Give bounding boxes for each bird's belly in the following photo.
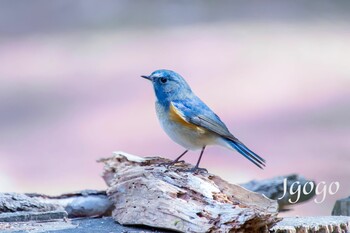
[155,102,218,150]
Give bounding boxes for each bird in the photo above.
[141,69,265,172]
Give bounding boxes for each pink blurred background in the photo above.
[0,1,349,216]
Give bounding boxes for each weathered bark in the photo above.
[0,175,314,221]
[28,190,113,218]
[99,152,280,233]
[332,196,350,216]
[0,190,112,219]
[1,216,349,233]
[271,216,350,233]
[0,151,348,232]
[0,192,60,213]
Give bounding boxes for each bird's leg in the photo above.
[171,149,188,164]
[182,146,208,173]
[159,150,188,168]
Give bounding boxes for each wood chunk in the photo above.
[99,151,280,233]
[28,190,113,218]
[0,190,112,219]
[0,211,67,222]
[271,216,350,233]
[0,192,59,213]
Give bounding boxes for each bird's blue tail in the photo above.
[225,139,266,169]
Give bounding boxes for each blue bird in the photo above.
[141,69,265,172]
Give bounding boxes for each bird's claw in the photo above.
[158,160,185,168]
[179,167,208,174]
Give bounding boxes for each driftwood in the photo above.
[0,192,59,213]
[0,151,348,232]
[0,174,314,222]
[0,190,112,220]
[332,196,350,216]
[99,152,280,233]
[1,216,349,233]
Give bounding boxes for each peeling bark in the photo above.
[99,152,280,233]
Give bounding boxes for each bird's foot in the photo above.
[158,160,185,168]
[179,166,208,174]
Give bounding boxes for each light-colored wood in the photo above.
[99,151,280,233]
[271,216,350,233]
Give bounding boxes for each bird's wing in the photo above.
[170,100,239,142]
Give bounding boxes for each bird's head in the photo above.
[141,69,192,102]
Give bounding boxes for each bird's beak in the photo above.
[141,75,152,81]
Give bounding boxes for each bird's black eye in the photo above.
[160,77,167,84]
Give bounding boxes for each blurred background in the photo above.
[0,0,349,216]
